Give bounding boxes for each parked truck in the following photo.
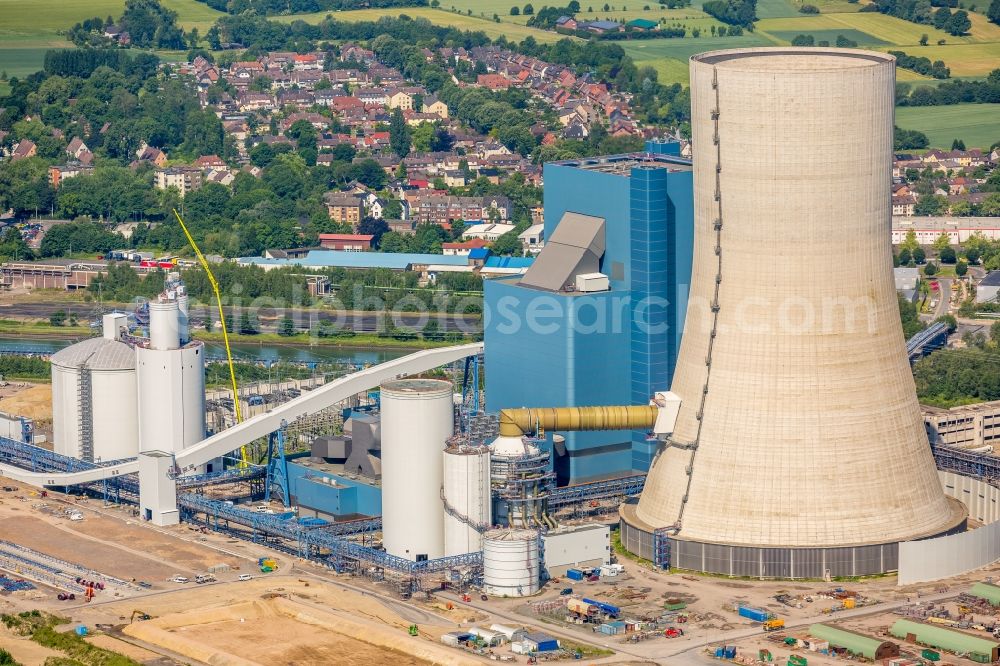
[763,618,785,632]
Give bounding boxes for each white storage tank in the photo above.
[483,528,540,597]
[443,444,491,556]
[380,378,454,561]
[51,314,138,462]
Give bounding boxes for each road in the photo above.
[0,300,481,334]
[932,277,952,319]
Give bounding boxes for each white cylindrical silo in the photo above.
[137,342,205,456]
[380,378,454,562]
[51,335,138,462]
[483,528,540,597]
[148,301,180,351]
[443,444,491,556]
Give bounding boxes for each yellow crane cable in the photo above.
[172,209,249,467]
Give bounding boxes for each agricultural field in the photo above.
[766,28,887,44]
[0,0,222,93]
[275,7,571,43]
[621,32,773,82]
[895,103,1000,149]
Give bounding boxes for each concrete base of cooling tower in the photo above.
[618,499,967,579]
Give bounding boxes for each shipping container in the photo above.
[566,569,584,581]
[921,649,940,661]
[738,605,772,623]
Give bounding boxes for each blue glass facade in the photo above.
[484,141,694,485]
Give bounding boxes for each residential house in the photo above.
[10,139,36,161]
[324,192,365,226]
[442,238,489,256]
[410,195,511,225]
[155,167,204,197]
[193,155,227,169]
[135,144,167,167]
[555,16,578,30]
[424,95,449,119]
[477,74,512,90]
[66,137,89,161]
[49,163,94,189]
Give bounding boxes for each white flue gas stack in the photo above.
[137,278,205,462]
[380,378,454,561]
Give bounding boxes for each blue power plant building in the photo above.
[484,140,694,485]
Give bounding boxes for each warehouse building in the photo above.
[809,624,899,660]
[968,582,1000,606]
[890,619,1000,661]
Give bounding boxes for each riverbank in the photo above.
[193,330,466,351]
[0,318,472,352]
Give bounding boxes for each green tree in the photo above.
[939,246,957,263]
[277,316,295,336]
[237,310,259,335]
[510,5,520,13]
[924,261,938,276]
[989,0,1000,24]
[914,246,927,264]
[388,107,411,158]
[951,138,966,150]
[490,229,523,256]
[49,310,67,327]
[936,313,958,332]
[899,247,913,265]
[524,2,535,13]
[919,33,928,45]
[932,232,951,253]
[945,9,971,35]
[956,260,969,277]
[992,320,1000,342]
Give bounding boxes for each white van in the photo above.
[170,576,189,584]
[238,574,253,581]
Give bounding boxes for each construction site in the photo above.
[6,47,1000,666]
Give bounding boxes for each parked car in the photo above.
[238,574,253,581]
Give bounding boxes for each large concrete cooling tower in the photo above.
[619,48,966,578]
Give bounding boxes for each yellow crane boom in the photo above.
[172,209,248,466]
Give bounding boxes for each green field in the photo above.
[0,0,223,87]
[276,7,570,42]
[766,28,887,44]
[895,104,1000,149]
[622,32,773,82]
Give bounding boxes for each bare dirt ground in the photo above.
[0,513,187,582]
[0,623,61,666]
[60,510,243,574]
[0,383,51,422]
[107,579,479,666]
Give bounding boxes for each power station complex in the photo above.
[0,48,995,591]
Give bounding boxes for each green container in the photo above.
[921,649,940,661]
[970,653,990,664]
[787,655,807,666]
[664,602,687,611]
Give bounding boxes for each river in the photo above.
[0,336,407,365]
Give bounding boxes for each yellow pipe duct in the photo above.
[498,405,659,438]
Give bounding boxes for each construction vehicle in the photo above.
[763,618,785,632]
[130,611,152,623]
